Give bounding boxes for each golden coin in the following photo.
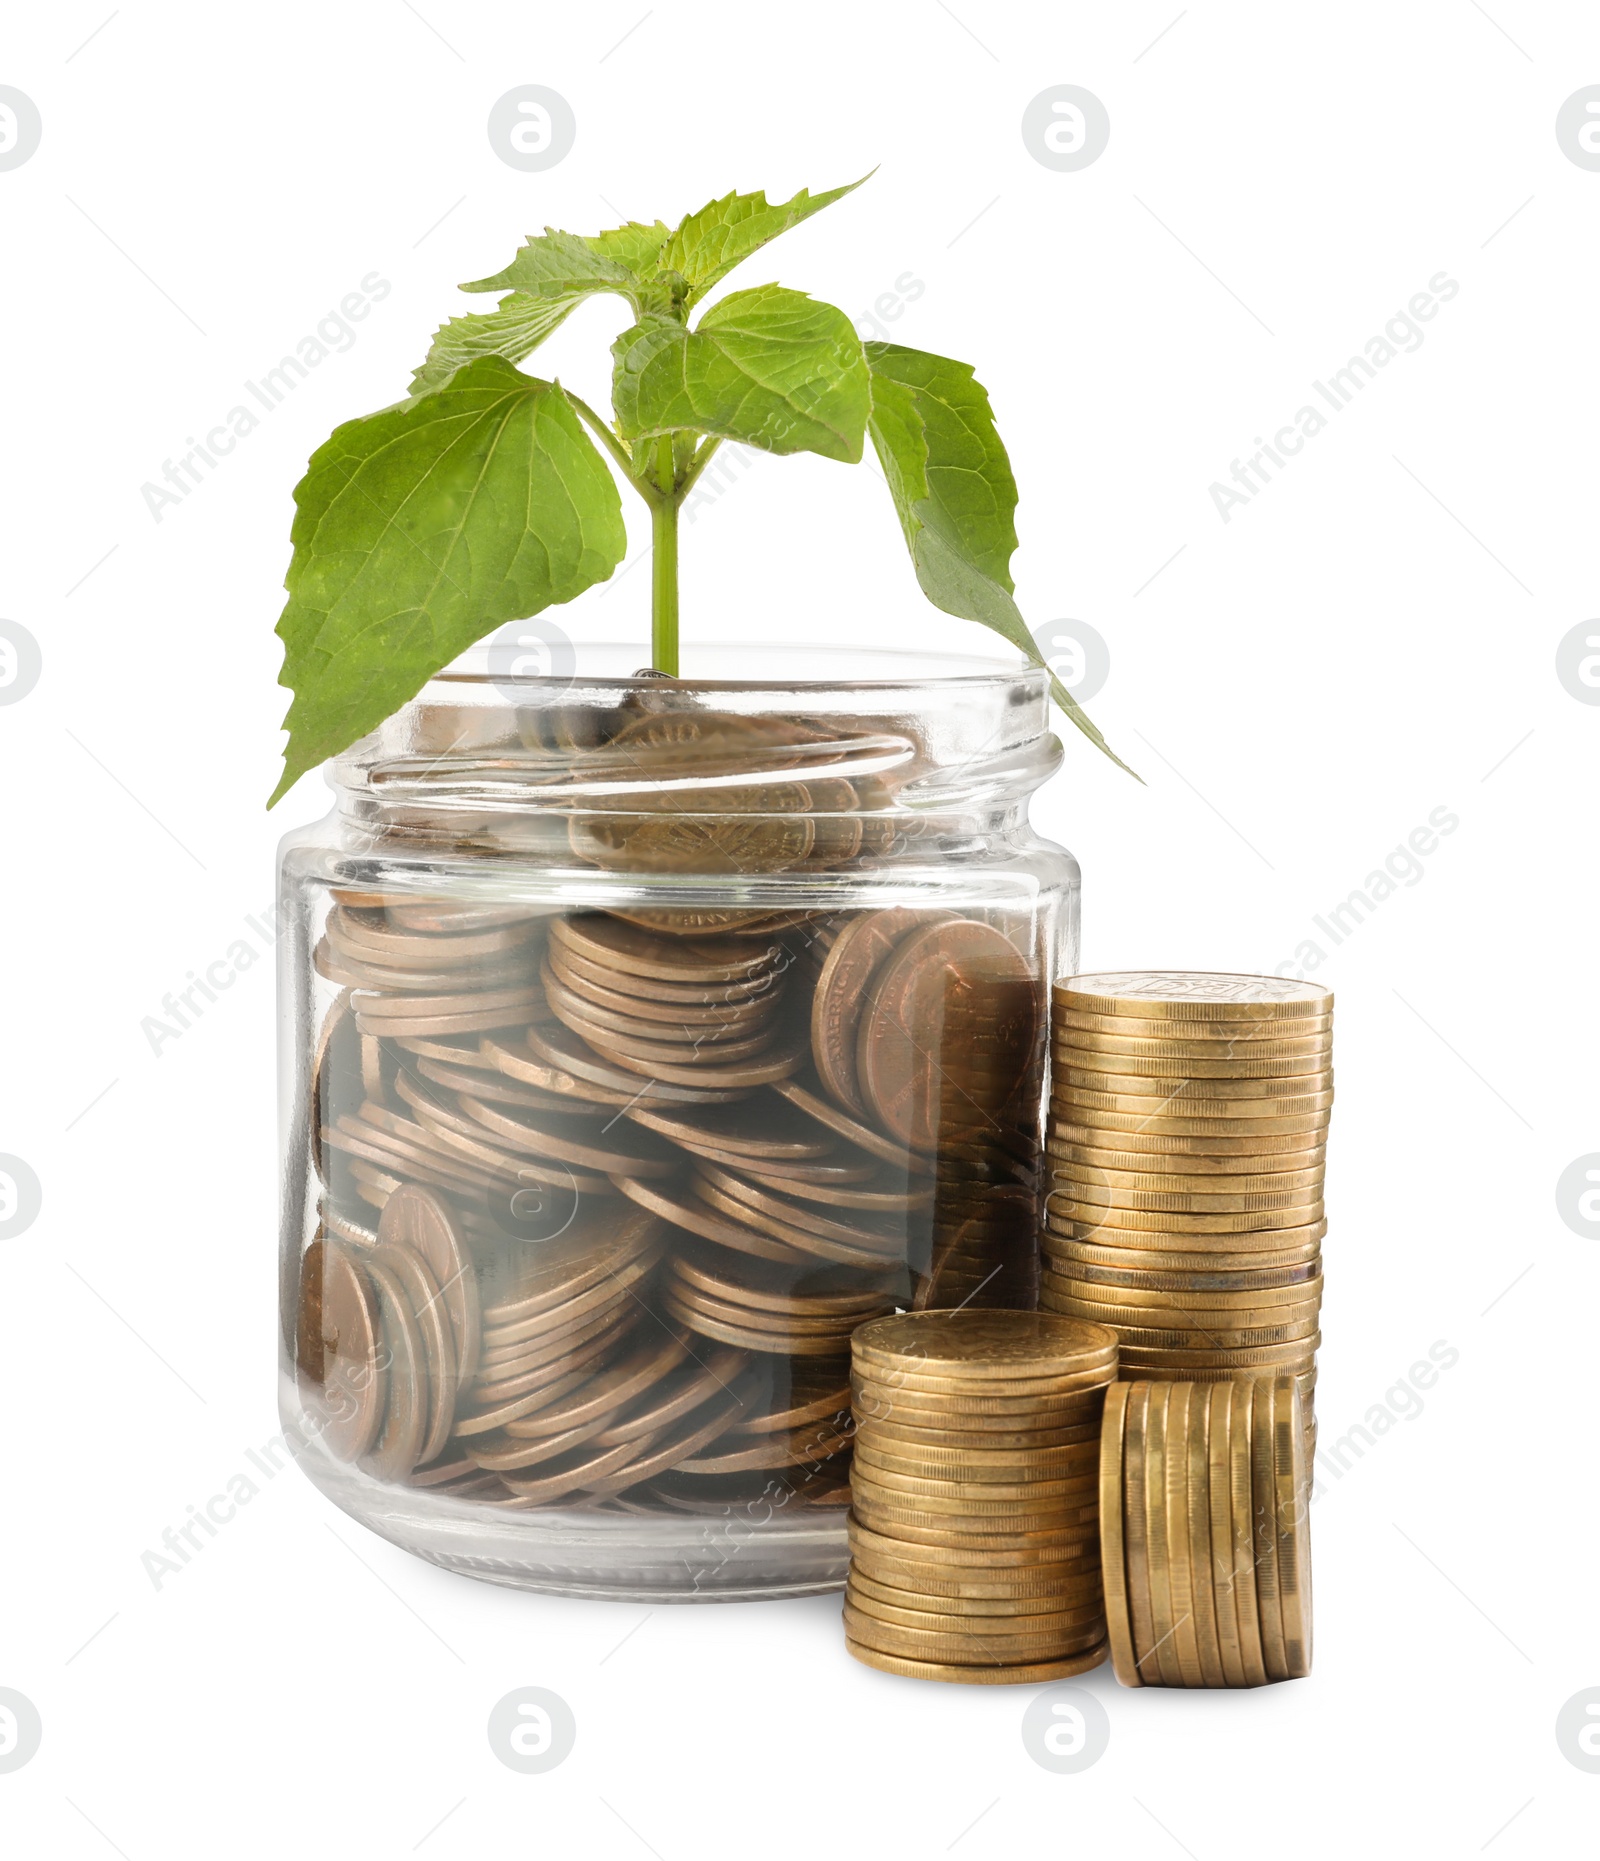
[852,1309,1116,1380]
[846,1585,1104,1641]
[1228,1380,1269,1687]
[1057,1016,1334,1055]
[1044,1254,1322,1293]
[853,1438,1099,1481]
[843,1639,1107,1684]
[1051,1105,1332,1140]
[1048,1210,1327,1248]
[1050,1153,1325,1195]
[1051,1022,1332,1061]
[1271,1375,1313,1678]
[1048,1201,1326,1239]
[1163,1384,1204,1686]
[1141,1383,1182,1686]
[1042,1275,1323,1315]
[856,920,1040,1152]
[842,1605,1105,1664]
[861,1415,1100,1453]
[1098,1381,1140,1687]
[1249,1375,1288,1681]
[1205,1383,1246,1687]
[1044,1302,1320,1347]
[1183,1382,1225,1687]
[1120,1382,1156,1682]
[852,1365,1114,1405]
[1050,1120,1328,1159]
[850,1464,1098,1508]
[1054,1179,1324,1217]
[1054,1044,1332,1084]
[848,1501,1097,1550]
[848,1568,1101,1619]
[848,1546,1101,1604]
[1055,972,1333,1020]
[847,1519,1102,1571]
[1117,1336,1320,1371]
[1047,1139,1326,1181]
[1058,1080,1335,1119]
[1045,1229,1324,1270]
[811,908,936,1117]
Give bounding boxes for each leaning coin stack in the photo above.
[1099,1376,1311,1686]
[843,1311,1118,1684]
[296,710,1050,1516]
[1041,971,1331,1460]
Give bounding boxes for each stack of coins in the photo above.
[843,1311,1117,1683]
[298,757,1047,1515]
[1041,971,1330,1457]
[1099,1376,1311,1687]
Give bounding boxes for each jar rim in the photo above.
[431,639,1041,693]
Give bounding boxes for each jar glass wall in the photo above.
[277,645,1080,1599]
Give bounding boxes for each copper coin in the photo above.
[357,1255,427,1481]
[311,992,362,1183]
[413,1056,586,1116]
[666,1278,875,1338]
[810,908,932,1116]
[550,994,782,1067]
[397,1085,616,1196]
[772,1075,930,1174]
[857,920,1039,1152]
[480,1245,659,1353]
[479,1206,662,1327]
[689,1174,903,1271]
[454,1091,681,1179]
[525,1021,750,1104]
[677,1415,854,1474]
[543,957,779,1034]
[384,900,544,934]
[669,1249,890,1317]
[575,1381,760,1498]
[551,913,782,984]
[730,1367,854,1435]
[546,937,781,1005]
[368,1240,458,1467]
[451,1325,632,1435]
[297,1239,328,1385]
[694,1163,906,1256]
[588,1023,808,1090]
[623,1093,835,1162]
[591,1342,751,1448]
[353,983,545,1020]
[500,1328,693,1440]
[376,1185,481,1382]
[482,1031,639,1106]
[613,1175,811,1267]
[331,904,541,965]
[657,1135,877,1187]
[663,1288,865,1356]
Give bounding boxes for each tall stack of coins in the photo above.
[294,706,1049,1517]
[1099,1376,1311,1686]
[1040,972,1330,1458]
[843,1311,1117,1683]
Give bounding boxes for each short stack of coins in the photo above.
[1041,971,1330,1460]
[843,1311,1118,1684]
[295,705,1050,1516]
[1099,1376,1311,1686]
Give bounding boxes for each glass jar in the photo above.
[277,644,1080,1600]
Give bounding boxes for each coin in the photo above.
[1163,1384,1204,1686]
[1098,1382,1139,1687]
[358,1254,427,1481]
[843,1640,1107,1684]
[1183,1382,1225,1687]
[1141,1383,1181,1686]
[1270,1375,1313,1677]
[551,913,782,983]
[1052,1121,1327,1159]
[1058,1081,1335,1118]
[1227,1379,1269,1687]
[368,1239,458,1466]
[848,1568,1100,1619]
[846,1517,1096,1570]
[811,908,934,1116]
[374,1186,480,1384]
[772,1075,928,1173]
[857,921,1039,1152]
[1056,972,1333,1020]
[1205,1383,1245,1688]
[853,1310,1116,1380]
[312,1242,386,1460]
[841,1606,1104,1664]
[1053,1022,1333,1060]
[1055,1179,1324,1215]
[1048,1139,1326,1179]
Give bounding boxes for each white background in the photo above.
[1,1,1595,1853]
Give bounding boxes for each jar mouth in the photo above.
[432,639,1040,693]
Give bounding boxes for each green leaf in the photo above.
[585,218,671,276]
[410,292,583,394]
[612,285,869,462]
[270,357,626,804]
[460,227,642,300]
[659,176,870,306]
[863,342,1137,777]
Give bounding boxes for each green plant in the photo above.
[270,176,1130,804]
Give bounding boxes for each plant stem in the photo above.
[651,434,680,674]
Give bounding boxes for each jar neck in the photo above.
[328,658,1062,854]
